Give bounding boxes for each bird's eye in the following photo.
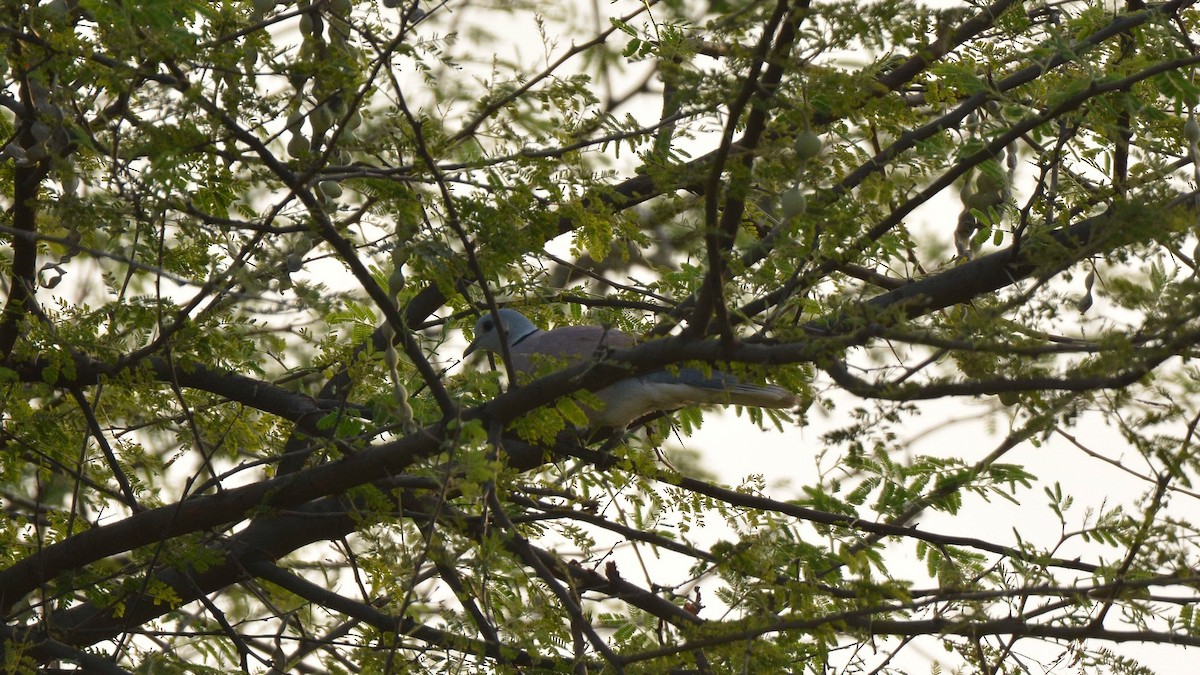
[481,319,493,332]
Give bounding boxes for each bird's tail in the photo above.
[644,369,797,408]
[720,382,797,408]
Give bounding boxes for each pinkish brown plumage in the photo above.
[465,309,795,427]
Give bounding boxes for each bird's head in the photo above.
[464,308,539,357]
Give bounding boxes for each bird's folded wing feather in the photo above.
[511,325,636,375]
[506,323,794,425]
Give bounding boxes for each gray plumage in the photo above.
[464,308,796,427]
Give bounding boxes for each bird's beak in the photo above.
[463,338,482,358]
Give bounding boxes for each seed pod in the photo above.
[780,188,807,218]
[42,0,68,17]
[30,121,51,144]
[286,253,304,273]
[287,131,308,157]
[974,164,1006,194]
[319,180,342,198]
[1,143,27,163]
[964,188,1003,211]
[959,186,977,209]
[793,129,823,161]
[391,243,410,266]
[1184,117,1200,145]
[253,0,275,13]
[311,104,333,129]
[388,266,406,296]
[61,168,79,196]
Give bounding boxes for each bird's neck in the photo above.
[509,328,540,347]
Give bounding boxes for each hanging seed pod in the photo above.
[959,186,977,209]
[388,265,406,297]
[253,0,274,13]
[299,12,315,36]
[1076,293,1093,313]
[60,166,79,196]
[286,253,304,273]
[974,163,1006,194]
[30,121,51,144]
[319,180,342,198]
[1077,268,1095,313]
[1184,116,1200,145]
[287,131,308,157]
[311,103,333,129]
[1,142,27,163]
[780,188,807,218]
[391,242,410,266]
[26,142,47,161]
[793,128,823,161]
[964,187,1003,211]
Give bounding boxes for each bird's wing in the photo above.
[511,325,636,375]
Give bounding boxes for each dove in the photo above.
[465,309,795,427]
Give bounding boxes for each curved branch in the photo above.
[248,560,574,671]
[4,197,1183,613]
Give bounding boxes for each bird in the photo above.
[464,308,796,428]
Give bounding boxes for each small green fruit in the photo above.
[963,187,1003,211]
[1184,117,1200,145]
[793,129,823,160]
[311,104,333,129]
[780,188,807,218]
[388,266,406,296]
[287,131,308,157]
[319,180,342,198]
[974,165,1006,194]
